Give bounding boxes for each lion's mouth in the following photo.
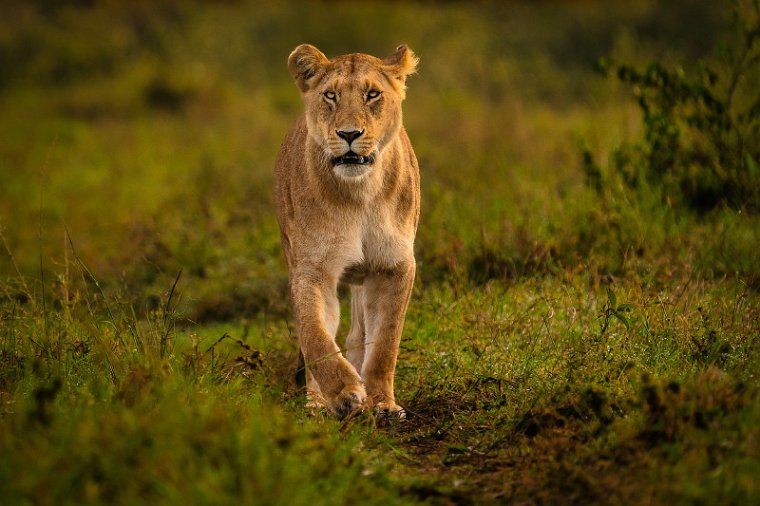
[331,151,375,166]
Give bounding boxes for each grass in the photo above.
[1,0,759,504]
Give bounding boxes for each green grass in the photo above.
[1,0,759,504]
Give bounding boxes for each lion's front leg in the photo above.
[360,259,415,416]
[291,272,366,419]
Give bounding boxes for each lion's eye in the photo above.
[323,91,337,101]
[366,90,381,101]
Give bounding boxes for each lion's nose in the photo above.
[336,129,364,145]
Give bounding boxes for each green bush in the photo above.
[585,0,760,212]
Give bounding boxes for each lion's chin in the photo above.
[333,163,372,179]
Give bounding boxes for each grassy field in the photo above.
[1,0,759,504]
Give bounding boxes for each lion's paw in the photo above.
[373,401,406,425]
[329,383,367,420]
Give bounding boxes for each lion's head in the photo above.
[288,44,418,178]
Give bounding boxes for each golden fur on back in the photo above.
[274,44,420,418]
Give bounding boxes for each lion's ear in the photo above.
[383,44,419,84]
[288,44,329,93]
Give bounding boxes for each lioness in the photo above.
[274,44,420,419]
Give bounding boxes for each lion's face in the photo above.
[288,44,418,179]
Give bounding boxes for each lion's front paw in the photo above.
[328,383,367,420]
[374,401,406,424]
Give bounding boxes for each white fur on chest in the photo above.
[300,210,410,285]
[339,208,411,286]
[360,208,412,269]
[294,191,412,281]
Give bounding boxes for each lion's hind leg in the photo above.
[345,286,366,374]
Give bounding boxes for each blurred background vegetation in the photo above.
[1,0,756,322]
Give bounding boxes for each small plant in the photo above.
[585,0,760,212]
[599,288,634,340]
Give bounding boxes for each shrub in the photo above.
[584,0,760,213]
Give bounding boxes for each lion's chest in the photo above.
[335,208,412,284]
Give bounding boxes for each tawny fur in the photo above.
[274,44,420,418]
